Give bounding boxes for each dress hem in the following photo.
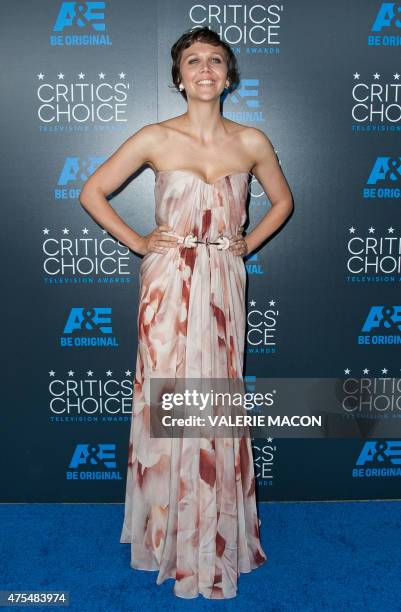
[120,537,267,599]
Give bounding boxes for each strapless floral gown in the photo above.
[120,169,267,599]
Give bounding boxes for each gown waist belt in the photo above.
[163,232,232,250]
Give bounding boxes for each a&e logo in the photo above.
[66,443,122,480]
[353,440,401,478]
[61,306,119,347]
[359,305,401,345]
[224,78,265,123]
[51,2,112,46]
[369,3,401,46]
[245,252,264,275]
[363,156,401,199]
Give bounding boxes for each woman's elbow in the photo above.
[79,181,100,208]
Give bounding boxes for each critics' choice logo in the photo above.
[369,3,401,46]
[243,377,275,486]
[253,438,275,484]
[48,368,134,421]
[36,72,130,130]
[61,306,118,347]
[189,3,283,48]
[223,78,265,123]
[245,150,284,202]
[42,227,131,282]
[51,1,112,46]
[351,72,401,130]
[248,171,276,202]
[359,305,401,345]
[353,440,401,478]
[342,373,401,418]
[56,156,106,199]
[346,226,401,283]
[246,299,278,354]
[363,156,401,199]
[67,443,122,480]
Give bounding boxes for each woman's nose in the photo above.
[200,61,212,71]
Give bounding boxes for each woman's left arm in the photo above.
[242,128,293,255]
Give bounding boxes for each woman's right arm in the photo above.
[79,124,170,256]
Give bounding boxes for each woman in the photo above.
[80,26,293,599]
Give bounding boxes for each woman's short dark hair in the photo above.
[171,27,240,100]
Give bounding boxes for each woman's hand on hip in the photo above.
[229,226,249,258]
[138,225,178,256]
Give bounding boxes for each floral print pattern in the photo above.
[120,170,267,598]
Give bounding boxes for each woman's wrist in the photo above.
[130,234,146,256]
[244,236,255,257]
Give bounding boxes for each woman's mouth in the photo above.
[196,79,216,87]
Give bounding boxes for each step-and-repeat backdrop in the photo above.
[3,1,400,502]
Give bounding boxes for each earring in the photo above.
[179,83,184,91]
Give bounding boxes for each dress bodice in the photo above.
[152,170,249,241]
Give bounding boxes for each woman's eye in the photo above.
[188,58,221,64]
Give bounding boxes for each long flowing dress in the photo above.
[120,169,267,599]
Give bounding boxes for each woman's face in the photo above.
[179,41,228,99]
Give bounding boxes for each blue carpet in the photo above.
[0,501,400,611]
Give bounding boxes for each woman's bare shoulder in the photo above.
[135,119,188,147]
[129,122,169,141]
[121,123,173,160]
[222,118,272,147]
[225,120,271,142]
[125,122,180,172]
